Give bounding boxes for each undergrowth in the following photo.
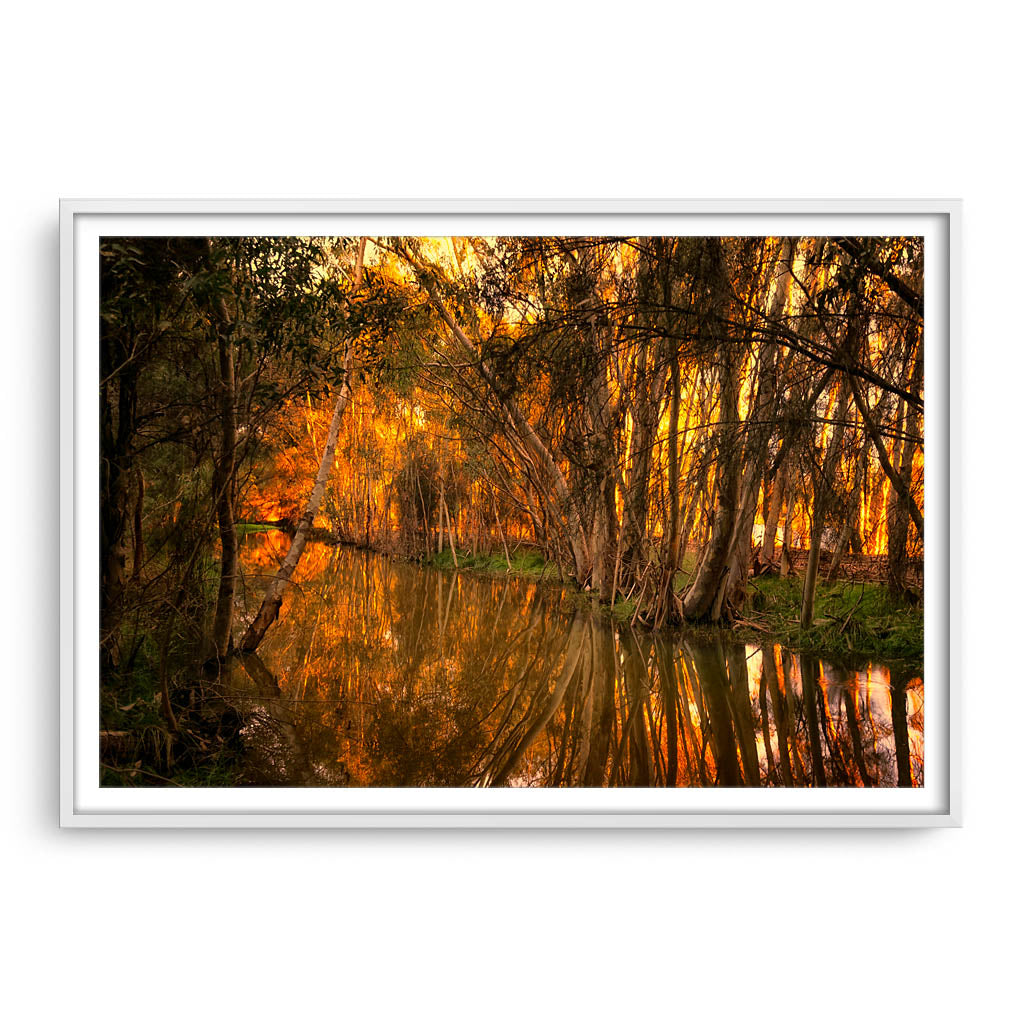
[737,573,923,667]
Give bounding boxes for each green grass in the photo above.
[736,573,923,667]
[673,552,698,591]
[424,548,562,580]
[236,522,281,535]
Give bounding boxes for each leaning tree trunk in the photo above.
[848,369,923,537]
[400,246,593,584]
[239,238,367,653]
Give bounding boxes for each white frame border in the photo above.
[59,199,961,828]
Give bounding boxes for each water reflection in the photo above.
[230,538,924,788]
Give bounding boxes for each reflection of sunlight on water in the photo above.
[232,540,925,789]
[744,646,763,697]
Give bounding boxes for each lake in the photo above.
[230,536,923,787]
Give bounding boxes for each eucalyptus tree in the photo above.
[191,236,360,658]
[240,238,367,652]
[308,232,926,636]
[100,235,362,683]
[392,237,597,586]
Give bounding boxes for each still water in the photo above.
[231,537,923,787]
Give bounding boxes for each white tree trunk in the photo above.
[239,238,367,652]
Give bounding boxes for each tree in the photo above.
[239,238,368,652]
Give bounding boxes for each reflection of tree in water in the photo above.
[230,540,923,788]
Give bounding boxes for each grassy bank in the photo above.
[236,521,283,535]
[736,574,923,667]
[424,548,564,580]
[426,547,923,667]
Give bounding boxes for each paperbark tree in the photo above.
[800,372,852,628]
[886,324,923,596]
[397,244,594,585]
[682,241,745,621]
[239,237,367,652]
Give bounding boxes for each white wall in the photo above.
[4,3,1019,1020]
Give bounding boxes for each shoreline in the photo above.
[238,525,924,671]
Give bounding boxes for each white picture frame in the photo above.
[60,198,960,828]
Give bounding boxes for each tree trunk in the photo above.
[580,286,621,602]
[99,334,137,668]
[664,337,682,583]
[800,373,851,629]
[800,527,823,628]
[848,369,923,536]
[795,277,859,628]
[620,377,662,576]
[436,473,445,555]
[681,266,743,618]
[648,244,683,622]
[399,246,593,584]
[130,469,145,582]
[489,482,512,571]
[759,461,786,565]
[239,238,367,653]
[210,277,238,660]
[442,487,459,568]
[719,240,792,606]
[682,240,751,621]
[887,326,923,595]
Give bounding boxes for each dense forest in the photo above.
[100,234,924,785]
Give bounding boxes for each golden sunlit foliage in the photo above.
[242,235,923,611]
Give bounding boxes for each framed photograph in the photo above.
[60,199,959,827]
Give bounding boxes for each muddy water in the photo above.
[230,536,923,787]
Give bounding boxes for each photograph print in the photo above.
[98,232,925,789]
